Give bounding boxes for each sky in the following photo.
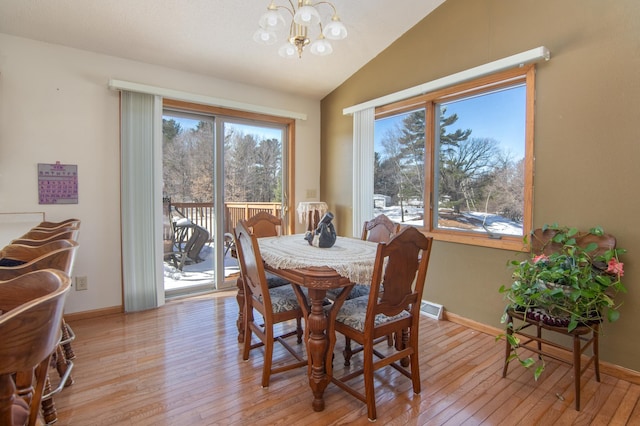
[164,114,282,142]
[374,83,526,160]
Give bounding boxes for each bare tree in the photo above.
[190,121,214,202]
[225,131,258,202]
[439,137,500,212]
[253,138,282,202]
[483,156,524,221]
[163,118,194,202]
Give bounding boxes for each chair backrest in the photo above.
[361,214,401,243]
[183,225,209,263]
[1,239,75,263]
[367,226,433,325]
[11,229,79,247]
[0,269,71,426]
[530,228,616,258]
[234,221,270,313]
[0,240,79,280]
[16,226,79,241]
[241,211,284,238]
[32,218,81,231]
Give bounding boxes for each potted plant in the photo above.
[498,223,626,377]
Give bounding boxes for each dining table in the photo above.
[257,234,379,412]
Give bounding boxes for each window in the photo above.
[373,66,535,250]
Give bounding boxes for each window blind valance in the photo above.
[108,79,307,121]
[343,46,550,115]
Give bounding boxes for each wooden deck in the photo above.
[52,290,640,425]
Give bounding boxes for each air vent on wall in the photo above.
[420,300,444,320]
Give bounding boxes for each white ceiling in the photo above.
[0,0,445,100]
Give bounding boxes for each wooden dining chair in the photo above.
[0,269,71,426]
[234,220,307,388]
[235,212,290,343]
[362,213,401,243]
[241,211,284,237]
[329,226,433,421]
[327,214,401,302]
[238,212,289,288]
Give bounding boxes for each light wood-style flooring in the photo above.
[52,290,640,425]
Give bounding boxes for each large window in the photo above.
[373,66,535,250]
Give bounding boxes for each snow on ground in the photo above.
[374,206,522,236]
[164,243,239,291]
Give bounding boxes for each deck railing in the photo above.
[170,202,283,241]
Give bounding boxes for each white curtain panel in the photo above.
[352,107,375,237]
[120,91,164,312]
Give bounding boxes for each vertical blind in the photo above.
[120,91,164,312]
[351,107,375,237]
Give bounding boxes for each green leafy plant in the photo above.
[497,223,627,379]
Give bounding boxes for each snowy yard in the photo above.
[375,205,522,236]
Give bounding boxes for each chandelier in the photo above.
[253,0,348,59]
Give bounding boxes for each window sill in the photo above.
[424,229,529,252]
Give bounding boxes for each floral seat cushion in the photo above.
[334,295,409,332]
[265,273,290,289]
[255,285,301,314]
[326,284,370,301]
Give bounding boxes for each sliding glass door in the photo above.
[161,108,289,298]
[162,111,216,297]
[222,117,289,232]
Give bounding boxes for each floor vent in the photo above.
[420,300,444,320]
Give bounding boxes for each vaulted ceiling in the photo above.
[0,0,445,99]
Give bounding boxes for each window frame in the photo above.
[374,65,535,251]
[163,98,296,233]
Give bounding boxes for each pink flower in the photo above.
[532,254,549,264]
[606,258,624,276]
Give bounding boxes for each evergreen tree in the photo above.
[397,110,426,202]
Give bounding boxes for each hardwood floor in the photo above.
[52,290,640,425]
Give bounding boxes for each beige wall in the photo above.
[321,0,640,371]
[0,33,322,314]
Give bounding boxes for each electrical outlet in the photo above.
[75,276,88,291]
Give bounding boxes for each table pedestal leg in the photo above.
[306,288,330,411]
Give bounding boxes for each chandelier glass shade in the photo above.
[254,0,347,59]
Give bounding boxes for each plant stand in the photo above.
[502,308,600,411]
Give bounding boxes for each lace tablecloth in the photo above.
[258,234,378,284]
